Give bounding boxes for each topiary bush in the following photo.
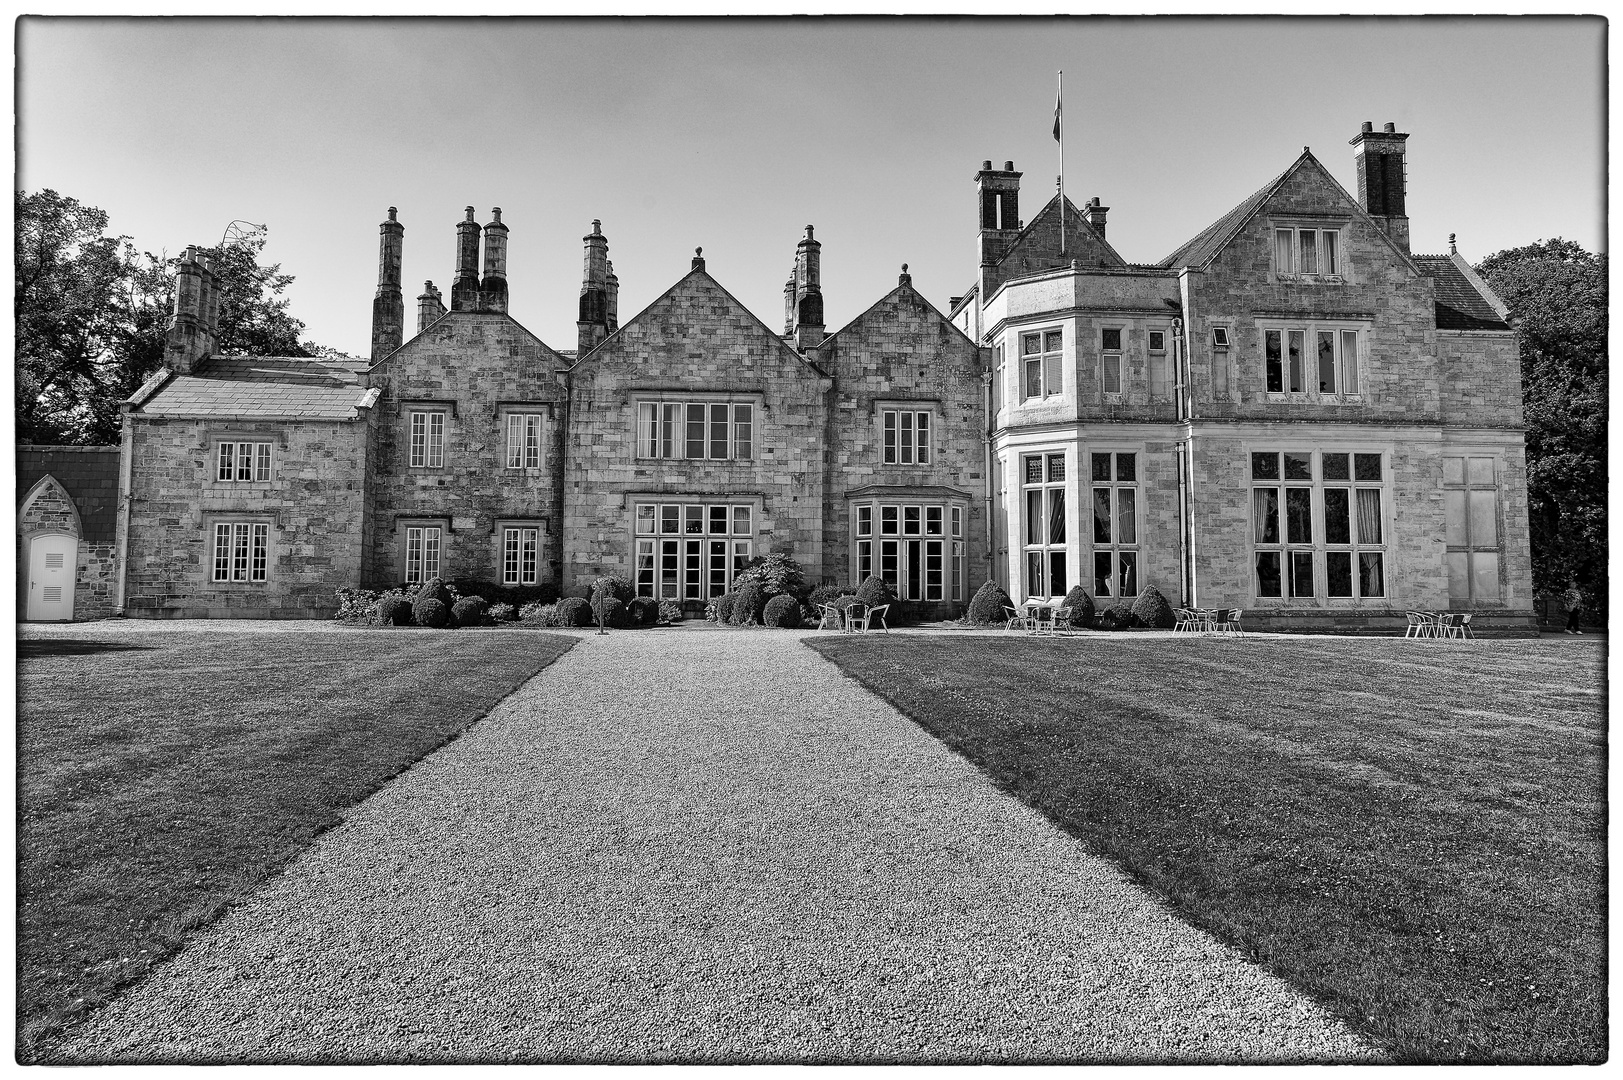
[628,595,660,627]
[966,579,1014,625]
[730,581,766,626]
[413,596,450,629]
[593,596,626,629]
[658,599,684,624]
[1099,602,1139,631]
[712,592,736,624]
[762,593,802,628]
[555,596,592,627]
[1061,586,1096,628]
[378,594,414,626]
[854,575,896,610]
[451,596,489,628]
[1130,584,1175,629]
[488,601,517,623]
[416,577,453,610]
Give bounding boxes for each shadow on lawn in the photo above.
[18,639,159,659]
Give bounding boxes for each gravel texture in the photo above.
[51,627,1379,1063]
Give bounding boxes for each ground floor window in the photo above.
[405,526,442,584]
[1022,452,1067,600]
[1090,451,1139,599]
[501,526,541,585]
[853,498,962,601]
[1252,449,1385,600]
[633,501,755,600]
[1443,455,1500,602]
[211,521,269,582]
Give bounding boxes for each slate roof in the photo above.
[17,445,121,544]
[139,355,373,419]
[1412,255,1512,330]
[1158,161,1298,268]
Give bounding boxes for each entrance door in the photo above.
[27,534,76,621]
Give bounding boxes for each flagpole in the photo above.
[1057,70,1065,257]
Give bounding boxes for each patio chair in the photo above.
[864,603,891,633]
[1404,611,1433,639]
[1458,613,1474,639]
[817,602,846,631]
[1217,608,1244,635]
[844,602,870,633]
[1026,603,1055,635]
[1438,613,1473,640]
[1173,608,1196,632]
[1003,605,1035,632]
[1051,605,1077,636]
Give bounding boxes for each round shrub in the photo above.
[593,596,626,629]
[413,596,450,629]
[713,592,737,623]
[854,575,895,609]
[730,581,766,626]
[488,601,517,623]
[1129,584,1175,629]
[378,595,413,626]
[416,577,453,610]
[1100,602,1139,631]
[628,595,660,626]
[966,579,1014,625]
[763,593,802,628]
[451,596,489,627]
[555,596,593,627]
[658,598,684,623]
[1061,586,1096,628]
[808,583,855,609]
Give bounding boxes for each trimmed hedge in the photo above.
[1099,603,1139,630]
[1130,584,1176,629]
[762,593,801,628]
[854,575,895,609]
[730,581,766,626]
[555,597,592,627]
[966,580,1014,625]
[378,595,413,626]
[450,596,490,628]
[594,597,626,629]
[713,592,737,623]
[628,595,660,627]
[416,578,453,610]
[413,597,450,629]
[1061,586,1095,628]
[449,578,559,610]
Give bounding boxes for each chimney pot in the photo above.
[492,207,502,223]
[1362,121,1373,133]
[1004,160,1014,171]
[1449,232,1457,254]
[1384,122,1396,133]
[388,206,397,220]
[592,219,601,235]
[982,159,993,171]
[465,206,475,220]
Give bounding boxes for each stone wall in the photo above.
[123,416,370,618]
[18,448,122,621]
[367,311,570,589]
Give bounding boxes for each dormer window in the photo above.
[1274,225,1343,279]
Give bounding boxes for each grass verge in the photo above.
[17,627,575,1060]
[806,634,1605,1063]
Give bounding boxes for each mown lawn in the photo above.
[17,627,575,1060]
[807,633,1605,1064]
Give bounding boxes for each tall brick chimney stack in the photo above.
[976,159,1022,304]
[451,207,482,311]
[480,208,508,314]
[371,207,406,361]
[606,260,619,332]
[577,220,611,356]
[163,246,208,375]
[783,274,796,335]
[793,225,824,351]
[1351,120,1410,254]
[197,251,220,357]
[1082,196,1109,240]
[417,281,445,333]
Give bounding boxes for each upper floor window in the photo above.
[1147,330,1166,353]
[212,521,270,582]
[1263,326,1362,396]
[1274,225,1343,279]
[505,413,544,469]
[217,441,271,482]
[636,401,754,461]
[992,343,1005,416]
[1101,328,1123,395]
[882,409,932,465]
[409,410,446,468]
[1020,329,1063,401]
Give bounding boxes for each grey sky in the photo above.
[17,16,1606,357]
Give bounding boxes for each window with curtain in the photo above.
[635,400,755,460]
[849,499,954,602]
[1263,325,1363,398]
[1091,451,1139,598]
[1019,329,1064,401]
[1272,225,1343,279]
[1253,450,1386,600]
[633,500,755,600]
[1021,452,1067,599]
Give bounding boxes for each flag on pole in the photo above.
[1053,81,1062,142]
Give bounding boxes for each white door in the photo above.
[27,534,76,621]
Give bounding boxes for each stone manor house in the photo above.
[25,121,1534,631]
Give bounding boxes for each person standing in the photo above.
[1565,586,1585,634]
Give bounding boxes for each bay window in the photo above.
[1022,452,1067,599]
[851,498,961,602]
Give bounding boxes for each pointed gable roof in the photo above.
[368,308,568,373]
[823,272,980,350]
[572,266,827,377]
[996,192,1126,275]
[1158,158,1301,269]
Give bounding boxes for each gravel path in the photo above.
[53,628,1378,1063]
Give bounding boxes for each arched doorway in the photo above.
[27,533,77,621]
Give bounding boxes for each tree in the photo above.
[1476,239,1607,617]
[15,189,326,445]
